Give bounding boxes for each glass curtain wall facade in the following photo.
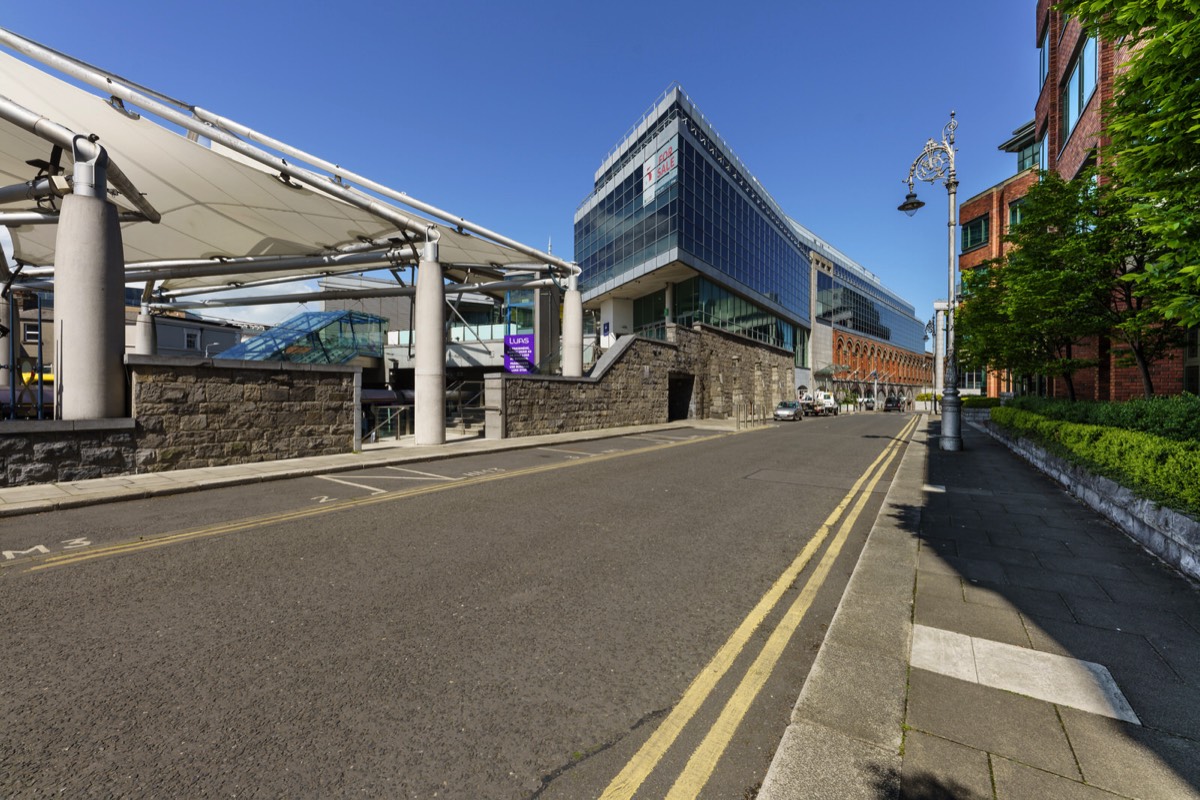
[575,85,923,368]
[814,266,925,353]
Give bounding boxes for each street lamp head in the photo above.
[898,191,925,217]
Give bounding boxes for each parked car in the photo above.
[799,390,838,416]
[883,396,903,412]
[858,396,876,411]
[774,399,802,422]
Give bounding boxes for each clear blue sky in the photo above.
[2,2,1037,344]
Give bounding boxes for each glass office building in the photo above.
[574,84,925,369]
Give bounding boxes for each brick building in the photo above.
[1035,1,1194,400]
[958,3,1196,400]
[957,123,1040,398]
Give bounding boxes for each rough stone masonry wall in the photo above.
[0,419,138,487]
[0,358,358,487]
[129,356,357,472]
[496,324,793,437]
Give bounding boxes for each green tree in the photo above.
[957,172,1108,400]
[1055,0,1200,326]
[958,169,1181,398]
[1073,171,1184,395]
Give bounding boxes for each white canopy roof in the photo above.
[0,49,551,293]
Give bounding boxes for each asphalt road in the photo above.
[0,413,914,798]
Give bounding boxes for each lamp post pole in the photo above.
[899,112,962,451]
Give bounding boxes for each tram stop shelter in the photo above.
[0,27,582,445]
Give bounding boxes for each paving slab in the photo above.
[1148,635,1200,687]
[913,591,1031,648]
[906,667,1081,778]
[1023,614,1184,692]
[1060,706,1200,800]
[911,625,1137,723]
[1061,595,1199,640]
[1034,553,1140,582]
[791,640,908,750]
[954,541,1044,568]
[991,756,1129,800]
[900,731,992,800]
[915,571,964,601]
[986,530,1077,554]
[1000,564,1111,599]
[962,579,1077,623]
[759,721,899,800]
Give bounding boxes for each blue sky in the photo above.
[2,2,1037,344]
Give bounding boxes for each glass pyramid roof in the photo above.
[217,310,386,364]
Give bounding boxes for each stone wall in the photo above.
[488,323,793,438]
[0,357,358,487]
[0,419,137,487]
[128,356,357,472]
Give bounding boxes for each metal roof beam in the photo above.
[0,92,161,223]
[160,276,556,310]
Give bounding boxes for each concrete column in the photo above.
[562,273,583,378]
[55,192,125,419]
[414,240,445,445]
[599,297,632,348]
[135,306,157,355]
[664,281,674,324]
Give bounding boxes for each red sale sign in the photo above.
[642,135,679,206]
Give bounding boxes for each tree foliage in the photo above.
[957,169,1180,398]
[1055,0,1200,326]
[958,172,1106,399]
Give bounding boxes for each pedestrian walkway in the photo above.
[761,417,1200,799]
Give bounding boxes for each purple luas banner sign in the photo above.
[504,334,536,374]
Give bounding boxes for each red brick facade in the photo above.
[959,169,1039,273]
[830,331,930,402]
[958,2,1188,400]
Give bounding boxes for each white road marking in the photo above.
[316,475,387,495]
[911,624,1140,723]
[538,447,594,457]
[386,466,454,480]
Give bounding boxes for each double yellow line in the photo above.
[17,432,731,574]
[602,414,918,799]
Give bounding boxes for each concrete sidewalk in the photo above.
[761,417,1200,799]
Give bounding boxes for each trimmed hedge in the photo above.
[1005,394,1200,443]
[961,396,1002,409]
[991,406,1200,516]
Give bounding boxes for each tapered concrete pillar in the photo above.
[562,273,583,378]
[414,239,445,445]
[135,306,157,355]
[55,192,125,419]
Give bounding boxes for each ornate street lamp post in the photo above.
[899,112,962,451]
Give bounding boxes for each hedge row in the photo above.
[990,406,1200,516]
[961,396,1003,409]
[1005,394,1200,443]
